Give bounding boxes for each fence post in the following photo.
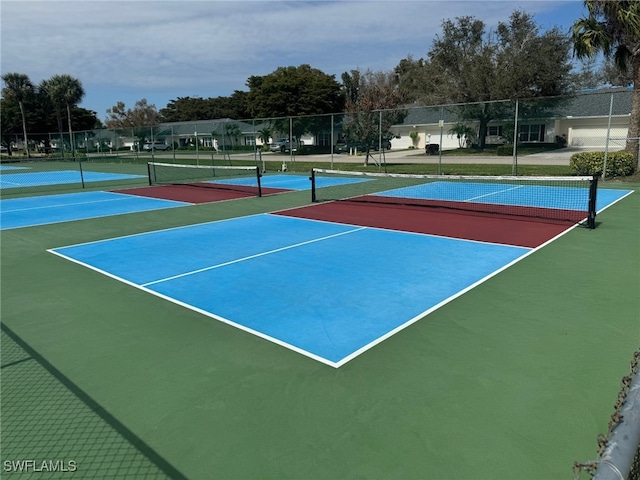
[602,93,614,181]
[512,98,519,176]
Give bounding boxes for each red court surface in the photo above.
[277,201,578,248]
[113,184,289,204]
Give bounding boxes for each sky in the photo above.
[1,0,588,122]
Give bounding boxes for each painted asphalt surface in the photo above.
[50,213,531,367]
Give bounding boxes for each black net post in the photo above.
[255,167,262,197]
[587,175,598,229]
[79,161,85,189]
[310,169,316,202]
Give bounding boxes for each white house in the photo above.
[389,88,633,152]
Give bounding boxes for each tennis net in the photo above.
[311,169,598,228]
[148,162,262,197]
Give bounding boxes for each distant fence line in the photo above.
[1,90,633,160]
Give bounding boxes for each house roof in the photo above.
[395,88,633,127]
[82,88,633,139]
[554,88,632,117]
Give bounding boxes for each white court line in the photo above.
[1,194,137,213]
[141,225,367,287]
[463,184,525,203]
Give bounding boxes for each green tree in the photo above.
[341,69,406,165]
[160,96,213,122]
[602,57,634,87]
[257,126,272,148]
[2,79,98,155]
[1,72,35,157]
[246,64,344,142]
[160,91,251,122]
[105,99,163,150]
[448,122,476,148]
[39,78,65,139]
[224,122,241,148]
[105,98,163,129]
[43,74,85,157]
[572,0,640,170]
[397,11,574,149]
[0,96,22,154]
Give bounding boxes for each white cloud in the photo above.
[1,0,582,115]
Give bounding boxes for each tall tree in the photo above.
[44,74,85,157]
[397,11,574,149]
[105,99,163,149]
[341,69,406,165]
[160,92,251,122]
[246,64,344,142]
[394,56,445,106]
[1,73,34,157]
[572,0,640,170]
[105,98,163,129]
[40,78,65,137]
[2,81,98,155]
[602,57,634,87]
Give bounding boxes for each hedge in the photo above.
[569,151,635,177]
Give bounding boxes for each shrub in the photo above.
[496,144,513,156]
[569,151,635,177]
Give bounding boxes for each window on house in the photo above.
[518,124,545,142]
[319,133,333,147]
[487,125,503,137]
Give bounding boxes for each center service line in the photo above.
[141,226,368,287]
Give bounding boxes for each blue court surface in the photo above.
[49,213,532,367]
[0,191,189,230]
[0,165,28,171]
[0,170,144,188]
[213,174,368,190]
[376,181,632,212]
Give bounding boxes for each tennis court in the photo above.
[2,166,638,480]
[0,172,372,230]
[47,176,632,366]
[0,169,144,188]
[0,191,189,230]
[0,169,317,230]
[49,213,531,367]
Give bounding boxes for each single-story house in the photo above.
[390,88,633,152]
[155,119,315,150]
[64,88,632,154]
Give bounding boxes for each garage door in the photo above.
[569,125,628,148]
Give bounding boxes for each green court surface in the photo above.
[1,181,638,480]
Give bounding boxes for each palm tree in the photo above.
[448,122,476,148]
[258,127,272,150]
[39,79,65,153]
[572,0,640,171]
[45,74,85,158]
[1,73,34,158]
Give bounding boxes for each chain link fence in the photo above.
[0,325,185,479]
[1,89,634,196]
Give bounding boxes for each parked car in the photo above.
[143,141,171,151]
[269,138,296,153]
[334,140,348,153]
